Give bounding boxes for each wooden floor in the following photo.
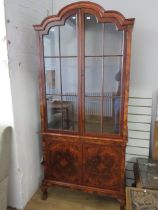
[9,187,120,210]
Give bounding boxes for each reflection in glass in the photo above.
[85,97,101,133]
[47,98,78,131]
[43,27,59,57]
[45,57,79,130]
[85,14,103,56]
[102,93,115,133]
[85,57,102,133]
[103,57,122,93]
[47,96,62,129]
[103,57,123,134]
[60,15,77,56]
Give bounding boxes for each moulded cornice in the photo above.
[33,1,135,31]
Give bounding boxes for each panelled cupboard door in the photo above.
[47,141,82,184]
[83,143,122,190]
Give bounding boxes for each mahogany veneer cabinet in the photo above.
[34,2,134,209]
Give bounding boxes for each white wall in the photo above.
[5,0,52,209]
[53,0,158,96]
[0,1,22,210]
[0,0,13,125]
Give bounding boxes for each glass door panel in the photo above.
[103,57,123,134]
[43,14,78,132]
[85,97,101,133]
[85,51,102,133]
[84,14,124,135]
[84,13,103,134]
[104,23,124,55]
[85,14,103,56]
[85,57,102,94]
[60,15,78,131]
[43,27,59,57]
[61,58,78,131]
[44,57,62,129]
[61,58,78,93]
[44,58,61,95]
[60,15,77,56]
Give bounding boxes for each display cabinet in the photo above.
[34,2,134,209]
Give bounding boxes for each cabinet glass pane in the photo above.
[44,58,61,95]
[44,57,78,131]
[43,14,78,132]
[84,13,124,135]
[85,57,102,133]
[47,97,62,129]
[103,57,123,134]
[85,57,102,94]
[44,58,62,129]
[102,94,115,133]
[85,14,103,56]
[43,27,59,56]
[47,95,78,131]
[85,97,101,133]
[61,57,78,131]
[61,95,78,131]
[61,58,78,94]
[60,15,77,56]
[104,23,124,55]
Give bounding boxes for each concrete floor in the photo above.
[23,187,120,210]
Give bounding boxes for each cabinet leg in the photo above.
[41,185,48,200]
[118,198,125,210]
[120,204,125,210]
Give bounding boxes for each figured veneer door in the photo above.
[47,141,82,184]
[83,143,122,190]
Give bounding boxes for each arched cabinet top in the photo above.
[33,1,135,32]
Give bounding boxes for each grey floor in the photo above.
[22,187,120,210]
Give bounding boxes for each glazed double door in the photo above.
[45,136,124,191]
[44,11,124,136]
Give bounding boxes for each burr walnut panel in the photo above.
[83,143,122,190]
[47,141,82,184]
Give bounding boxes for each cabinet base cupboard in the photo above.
[34,2,134,209]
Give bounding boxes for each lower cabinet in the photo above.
[41,134,126,209]
[43,135,124,194]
